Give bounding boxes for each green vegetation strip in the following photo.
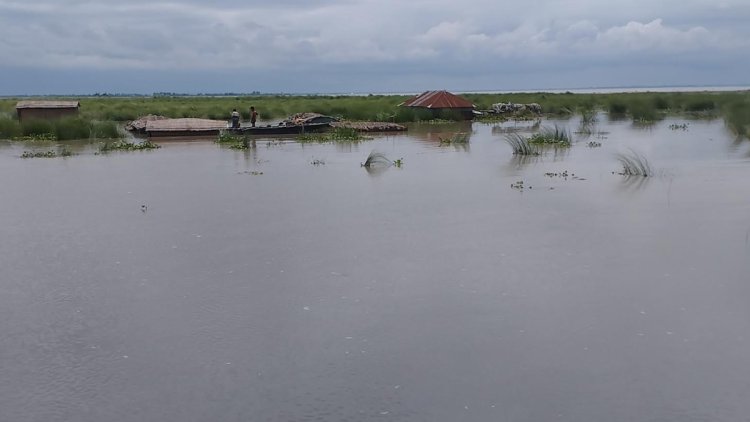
[1,90,748,138]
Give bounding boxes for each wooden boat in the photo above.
[225,121,332,136]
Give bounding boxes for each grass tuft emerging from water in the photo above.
[298,127,367,143]
[100,140,161,152]
[529,125,572,146]
[20,148,72,158]
[505,133,539,156]
[615,150,652,177]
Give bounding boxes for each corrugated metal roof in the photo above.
[400,91,474,109]
[16,100,80,109]
[145,118,228,132]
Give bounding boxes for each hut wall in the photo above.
[413,107,475,120]
[17,108,79,122]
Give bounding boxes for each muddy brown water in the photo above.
[1,116,749,422]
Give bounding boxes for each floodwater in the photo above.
[1,116,749,422]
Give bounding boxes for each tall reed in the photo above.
[615,150,652,177]
[505,133,539,155]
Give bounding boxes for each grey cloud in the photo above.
[0,0,748,94]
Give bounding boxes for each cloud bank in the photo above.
[0,0,748,94]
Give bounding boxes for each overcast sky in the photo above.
[1,0,749,95]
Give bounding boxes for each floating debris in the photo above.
[510,180,526,191]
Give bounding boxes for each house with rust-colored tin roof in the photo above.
[16,100,80,122]
[399,90,476,120]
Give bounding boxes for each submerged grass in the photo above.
[723,101,750,138]
[298,127,367,143]
[615,150,652,177]
[439,132,470,145]
[20,148,72,158]
[505,133,539,156]
[100,140,160,152]
[216,132,254,149]
[361,151,393,167]
[529,125,572,146]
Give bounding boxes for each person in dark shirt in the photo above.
[250,106,258,127]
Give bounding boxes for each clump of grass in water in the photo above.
[439,132,470,145]
[90,121,123,139]
[529,125,572,146]
[100,140,161,152]
[217,132,244,143]
[577,109,597,135]
[615,150,652,177]
[361,151,394,168]
[21,148,72,158]
[216,131,251,149]
[298,127,366,143]
[13,133,58,142]
[504,133,539,156]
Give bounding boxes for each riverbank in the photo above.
[1,90,748,139]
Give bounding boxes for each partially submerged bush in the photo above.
[628,101,660,123]
[608,101,628,115]
[0,117,21,139]
[90,121,122,139]
[723,101,750,138]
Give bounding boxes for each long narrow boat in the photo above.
[225,121,332,136]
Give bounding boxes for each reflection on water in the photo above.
[1,117,750,422]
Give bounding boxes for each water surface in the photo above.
[1,117,749,422]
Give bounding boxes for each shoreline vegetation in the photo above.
[1,90,748,140]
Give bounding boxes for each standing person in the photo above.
[250,106,258,127]
[230,108,240,128]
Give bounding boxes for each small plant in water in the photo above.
[669,123,689,131]
[298,127,367,143]
[13,133,58,142]
[510,180,529,191]
[438,133,470,145]
[20,148,71,158]
[504,133,539,156]
[393,158,404,167]
[100,140,161,152]
[529,125,572,146]
[361,150,393,168]
[216,132,252,149]
[615,150,652,177]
